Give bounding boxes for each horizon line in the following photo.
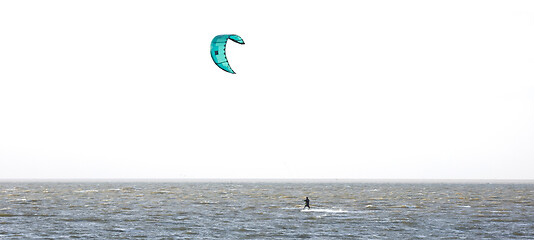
[1,178,533,183]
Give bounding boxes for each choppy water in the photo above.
[1,181,533,239]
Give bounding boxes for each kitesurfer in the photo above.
[303,197,310,209]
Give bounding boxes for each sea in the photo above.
[1,181,533,239]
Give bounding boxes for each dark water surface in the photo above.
[1,182,533,239]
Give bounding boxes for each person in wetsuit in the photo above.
[303,197,310,209]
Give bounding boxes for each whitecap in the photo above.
[74,190,99,193]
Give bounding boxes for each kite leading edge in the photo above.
[210,34,245,74]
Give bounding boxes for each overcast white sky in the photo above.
[1,0,533,179]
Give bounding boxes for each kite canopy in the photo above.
[210,34,245,74]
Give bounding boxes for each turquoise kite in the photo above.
[210,34,245,74]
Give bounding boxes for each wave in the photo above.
[74,190,99,193]
[301,208,348,213]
